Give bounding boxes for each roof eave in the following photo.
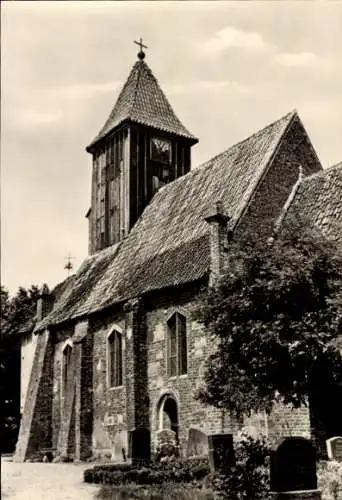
[86,118,198,154]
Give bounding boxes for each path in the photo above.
[2,458,100,500]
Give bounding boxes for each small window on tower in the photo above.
[150,137,171,164]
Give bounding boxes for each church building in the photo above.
[15,44,342,462]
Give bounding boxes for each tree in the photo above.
[1,285,40,340]
[1,284,40,453]
[195,219,342,417]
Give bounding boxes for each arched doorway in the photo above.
[158,394,179,442]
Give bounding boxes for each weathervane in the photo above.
[64,253,74,276]
[134,37,148,60]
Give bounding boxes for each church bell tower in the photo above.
[86,40,198,254]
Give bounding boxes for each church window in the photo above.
[167,313,187,377]
[150,137,171,164]
[107,329,123,388]
[62,342,72,397]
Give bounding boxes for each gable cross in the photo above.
[134,37,148,59]
[64,253,75,276]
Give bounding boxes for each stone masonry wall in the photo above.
[74,321,94,461]
[51,326,74,452]
[146,291,241,456]
[52,341,62,449]
[20,333,38,414]
[15,330,54,462]
[236,116,322,238]
[92,314,127,461]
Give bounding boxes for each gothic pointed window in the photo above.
[167,313,187,377]
[62,342,72,397]
[107,329,123,388]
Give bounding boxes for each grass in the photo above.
[96,483,215,500]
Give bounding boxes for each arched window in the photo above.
[107,330,123,387]
[167,313,187,377]
[62,341,72,397]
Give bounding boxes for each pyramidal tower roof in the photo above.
[87,52,198,151]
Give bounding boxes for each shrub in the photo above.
[97,483,215,500]
[207,433,270,500]
[84,457,210,486]
[318,461,342,500]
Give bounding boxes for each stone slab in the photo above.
[326,436,342,461]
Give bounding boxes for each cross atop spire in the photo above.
[134,37,148,60]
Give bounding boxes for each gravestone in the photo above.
[156,428,176,446]
[270,437,321,500]
[111,430,127,462]
[187,428,208,457]
[326,436,342,462]
[130,428,151,466]
[208,434,235,473]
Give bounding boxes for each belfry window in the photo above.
[108,330,123,387]
[150,137,171,164]
[167,313,187,377]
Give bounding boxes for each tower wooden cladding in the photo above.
[87,124,194,254]
[86,47,198,254]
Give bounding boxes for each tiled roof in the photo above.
[36,243,121,330]
[285,162,342,243]
[37,111,299,330]
[87,59,198,150]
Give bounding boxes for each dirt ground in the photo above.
[1,458,100,500]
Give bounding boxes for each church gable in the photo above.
[283,161,342,244]
[235,112,323,237]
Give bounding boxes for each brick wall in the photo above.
[243,405,311,444]
[125,298,150,434]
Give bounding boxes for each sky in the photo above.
[1,1,342,296]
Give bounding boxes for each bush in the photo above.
[97,483,215,500]
[206,433,270,500]
[84,457,210,486]
[318,461,342,500]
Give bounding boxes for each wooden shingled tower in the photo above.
[86,40,198,254]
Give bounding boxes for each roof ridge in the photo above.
[327,161,342,171]
[154,110,297,196]
[129,60,145,119]
[274,165,304,233]
[299,161,342,184]
[199,110,297,169]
